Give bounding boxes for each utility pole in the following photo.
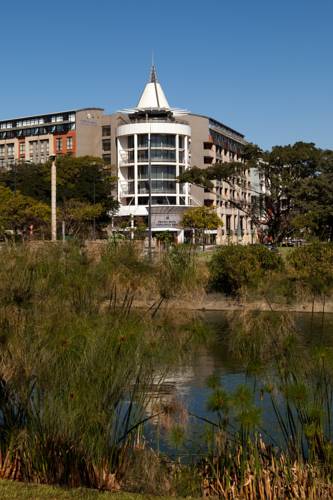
[147,127,152,260]
[50,156,57,241]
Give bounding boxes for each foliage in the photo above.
[60,199,104,237]
[0,242,205,491]
[181,206,222,231]
[0,185,50,237]
[208,244,284,296]
[287,242,333,297]
[0,157,118,238]
[181,206,222,248]
[179,141,333,243]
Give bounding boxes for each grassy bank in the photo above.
[1,241,333,498]
[0,480,187,499]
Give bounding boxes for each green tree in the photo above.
[181,206,222,249]
[208,244,284,297]
[60,199,104,238]
[0,185,50,238]
[179,142,333,243]
[0,157,119,238]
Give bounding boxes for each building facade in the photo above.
[0,66,259,244]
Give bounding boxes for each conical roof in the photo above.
[136,65,170,110]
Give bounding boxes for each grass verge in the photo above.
[0,480,189,499]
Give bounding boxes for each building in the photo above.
[0,65,259,244]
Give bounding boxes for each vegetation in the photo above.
[179,142,333,243]
[0,242,204,494]
[0,480,184,499]
[208,244,284,297]
[181,206,222,248]
[0,241,332,497]
[0,157,118,239]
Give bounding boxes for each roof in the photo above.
[136,65,170,110]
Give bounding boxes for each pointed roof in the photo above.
[136,64,170,110]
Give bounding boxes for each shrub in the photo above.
[208,245,284,296]
[287,242,333,297]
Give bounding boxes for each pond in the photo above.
[145,311,333,460]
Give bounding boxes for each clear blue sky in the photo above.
[1,0,332,150]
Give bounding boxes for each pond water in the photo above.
[145,311,333,460]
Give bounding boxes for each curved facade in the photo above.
[117,121,191,210]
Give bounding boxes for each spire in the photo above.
[149,64,157,83]
[136,63,170,110]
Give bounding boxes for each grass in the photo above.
[0,480,189,499]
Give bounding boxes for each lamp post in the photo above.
[147,125,152,260]
[50,155,57,241]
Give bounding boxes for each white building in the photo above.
[115,66,192,243]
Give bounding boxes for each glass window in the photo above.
[152,196,177,205]
[138,134,148,148]
[56,138,62,152]
[127,150,134,162]
[102,125,111,137]
[127,166,134,180]
[179,150,184,163]
[138,180,176,194]
[127,135,134,148]
[150,134,175,148]
[102,139,111,151]
[66,137,73,150]
[151,149,176,161]
[103,154,111,164]
[138,197,149,205]
[178,135,184,149]
[138,165,176,180]
[138,150,148,161]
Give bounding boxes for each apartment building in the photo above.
[0,66,259,244]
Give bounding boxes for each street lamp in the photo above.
[49,155,57,241]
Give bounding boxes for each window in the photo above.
[138,165,176,180]
[103,154,111,164]
[151,149,176,161]
[7,144,14,157]
[138,134,148,148]
[150,134,175,148]
[127,135,134,149]
[138,197,149,205]
[127,166,134,180]
[102,125,111,137]
[138,180,176,194]
[179,135,184,149]
[19,143,25,156]
[56,138,62,152]
[102,139,110,151]
[0,145,4,157]
[66,137,73,150]
[138,150,148,161]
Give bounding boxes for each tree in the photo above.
[0,156,119,238]
[0,185,50,238]
[179,142,333,243]
[181,206,222,249]
[60,200,104,238]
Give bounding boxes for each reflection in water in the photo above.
[145,311,333,459]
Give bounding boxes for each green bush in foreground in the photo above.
[208,244,284,297]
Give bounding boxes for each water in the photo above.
[145,311,333,459]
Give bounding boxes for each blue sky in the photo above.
[1,0,332,150]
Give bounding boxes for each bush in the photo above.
[287,242,333,297]
[208,245,284,297]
